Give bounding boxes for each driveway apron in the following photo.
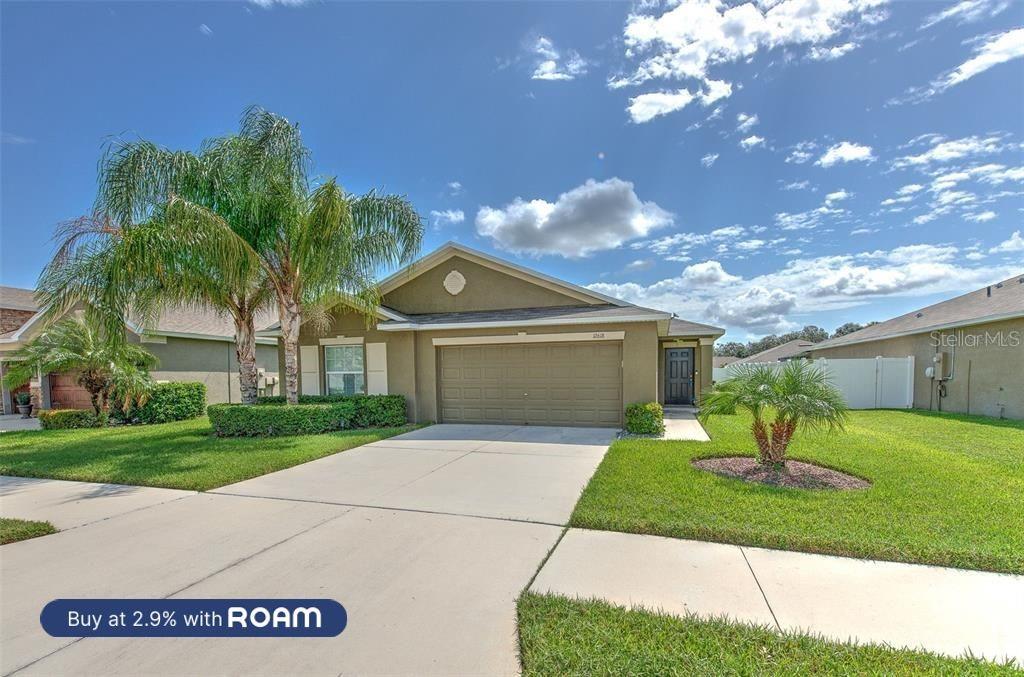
[0,424,614,676]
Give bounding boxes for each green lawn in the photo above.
[518,593,1017,675]
[0,417,421,491]
[571,409,1024,574]
[0,517,57,545]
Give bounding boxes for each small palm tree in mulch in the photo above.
[699,360,848,465]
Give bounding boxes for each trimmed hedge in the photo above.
[38,409,108,430]
[625,402,664,435]
[134,382,207,424]
[256,394,407,428]
[209,395,407,437]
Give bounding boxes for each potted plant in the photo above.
[15,391,33,418]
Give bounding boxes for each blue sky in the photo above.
[2,0,1022,342]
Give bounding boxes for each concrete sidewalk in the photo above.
[531,529,1024,664]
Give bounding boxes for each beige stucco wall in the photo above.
[382,255,594,314]
[808,317,1023,420]
[141,336,280,405]
[291,307,663,423]
[656,339,715,405]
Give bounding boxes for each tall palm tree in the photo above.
[2,316,157,415]
[95,107,423,404]
[699,360,848,464]
[36,210,273,405]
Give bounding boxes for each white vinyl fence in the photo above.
[712,356,915,410]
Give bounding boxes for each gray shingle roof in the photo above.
[734,339,816,364]
[0,284,279,341]
[667,318,725,338]
[133,306,279,339]
[812,274,1024,350]
[0,286,39,312]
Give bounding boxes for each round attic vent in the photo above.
[443,270,466,296]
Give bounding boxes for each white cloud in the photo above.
[614,0,883,96]
[815,141,874,167]
[897,183,924,195]
[475,178,672,258]
[807,42,857,60]
[633,225,747,261]
[709,286,797,330]
[895,28,1024,103]
[1,132,34,145]
[990,230,1024,253]
[429,209,465,228]
[825,189,852,203]
[626,81,731,123]
[893,134,1013,168]
[850,227,877,235]
[964,211,997,222]
[530,36,588,81]
[782,180,812,191]
[786,141,817,164]
[627,89,696,123]
[681,260,741,285]
[736,112,759,133]
[248,0,311,7]
[447,181,463,195]
[198,23,213,36]
[740,135,766,150]
[921,0,1010,29]
[625,259,654,271]
[735,239,767,251]
[701,153,719,168]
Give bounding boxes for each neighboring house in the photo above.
[260,242,724,427]
[0,285,280,415]
[733,339,817,365]
[806,275,1024,420]
[713,355,740,369]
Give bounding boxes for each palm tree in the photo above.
[2,316,157,415]
[37,212,273,404]
[95,107,423,404]
[699,360,848,465]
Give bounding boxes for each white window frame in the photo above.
[324,344,366,396]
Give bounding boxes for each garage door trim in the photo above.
[436,337,624,427]
[432,330,625,347]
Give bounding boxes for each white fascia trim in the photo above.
[378,312,669,332]
[145,330,277,345]
[0,310,46,343]
[378,241,631,307]
[810,311,1024,351]
[433,330,626,346]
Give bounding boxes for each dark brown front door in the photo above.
[665,348,694,405]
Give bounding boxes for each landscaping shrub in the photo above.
[255,394,407,428]
[38,409,108,430]
[625,402,664,435]
[133,382,207,424]
[207,402,352,437]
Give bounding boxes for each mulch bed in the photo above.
[692,456,870,490]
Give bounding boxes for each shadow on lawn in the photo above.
[895,408,1024,431]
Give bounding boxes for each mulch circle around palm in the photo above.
[692,457,871,490]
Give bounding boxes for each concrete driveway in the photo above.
[0,424,614,676]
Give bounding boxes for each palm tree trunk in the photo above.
[751,417,771,463]
[232,313,259,405]
[279,295,302,405]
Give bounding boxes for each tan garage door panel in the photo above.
[439,341,622,427]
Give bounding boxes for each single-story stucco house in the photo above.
[260,243,724,427]
[0,285,280,415]
[806,274,1024,420]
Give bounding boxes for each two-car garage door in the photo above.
[438,341,622,427]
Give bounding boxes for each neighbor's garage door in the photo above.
[438,341,622,427]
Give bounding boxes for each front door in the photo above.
[665,348,694,405]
